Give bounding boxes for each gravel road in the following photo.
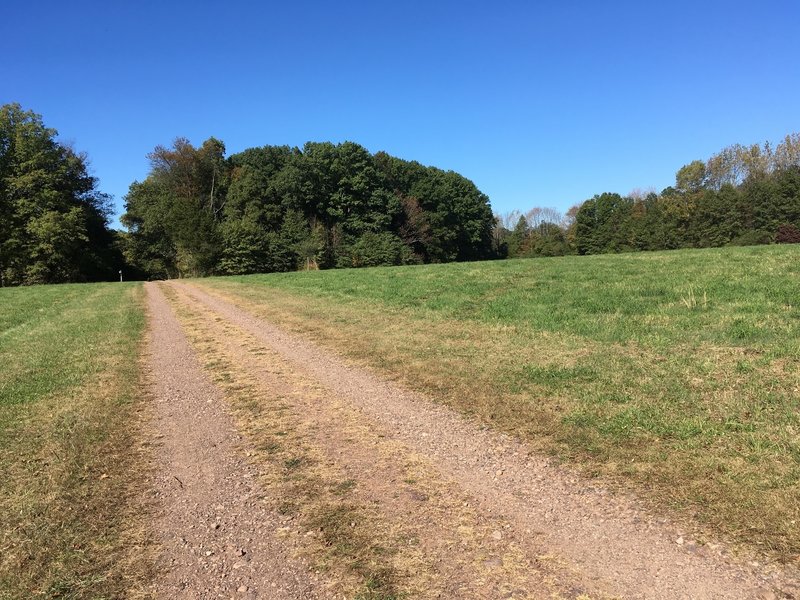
[145,280,800,599]
[146,282,332,599]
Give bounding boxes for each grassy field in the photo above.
[0,282,152,599]
[199,244,800,561]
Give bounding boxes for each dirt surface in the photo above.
[146,283,333,599]
[166,282,579,599]
[147,280,800,599]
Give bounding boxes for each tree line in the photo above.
[0,103,496,285]
[0,104,123,285]
[2,102,799,286]
[121,137,497,278]
[494,134,800,258]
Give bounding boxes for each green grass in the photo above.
[0,282,152,599]
[211,245,799,353]
[198,245,800,560]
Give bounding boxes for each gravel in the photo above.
[173,280,800,600]
[145,282,331,599]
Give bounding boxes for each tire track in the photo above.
[146,282,331,599]
[173,280,800,600]
[166,281,576,600]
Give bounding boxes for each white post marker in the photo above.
[119,270,123,282]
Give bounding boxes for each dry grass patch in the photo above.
[0,283,155,599]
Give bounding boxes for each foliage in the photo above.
[123,140,496,277]
[337,232,408,268]
[494,207,572,259]
[121,137,225,278]
[570,136,800,255]
[775,223,800,244]
[0,103,122,285]
[493,132,800,259]
[10,102,798,278]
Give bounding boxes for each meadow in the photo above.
[201,244,800,559]
[1,243,797,598]
[0,282,152,599]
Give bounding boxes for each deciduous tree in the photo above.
[0,103,120,285]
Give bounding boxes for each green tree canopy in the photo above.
[122,139,497,277]
[570,134,800,255]
[0,103,121,286]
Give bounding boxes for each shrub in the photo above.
[728,230,773,247]
[341,232,406,268]
[775,223,800,244]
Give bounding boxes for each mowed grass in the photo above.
[0,283,153,599]
[198,244,800,560]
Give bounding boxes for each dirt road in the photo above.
[145,281,800,599]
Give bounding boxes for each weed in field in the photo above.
[680,286,708,310]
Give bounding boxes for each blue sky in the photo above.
[2,1,798,227]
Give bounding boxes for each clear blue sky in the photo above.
[2,1,798,227]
